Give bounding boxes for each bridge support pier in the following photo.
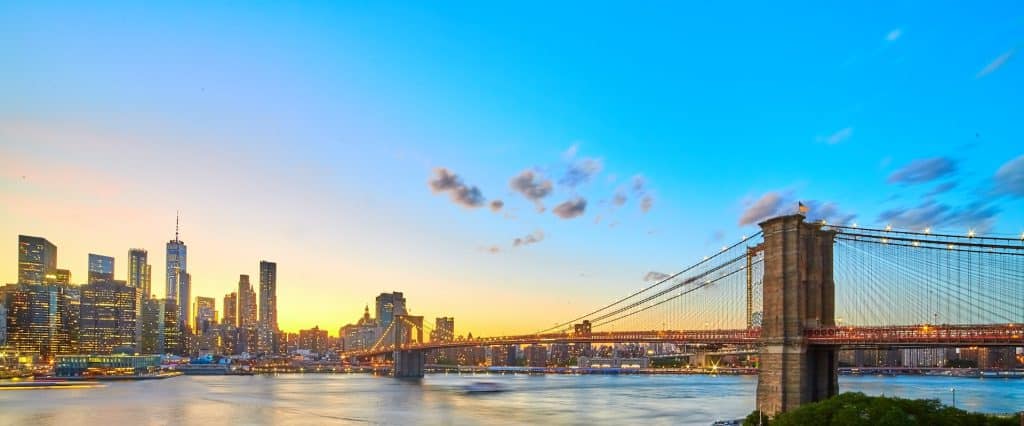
[756,214,838,416]
[393,350,425,378]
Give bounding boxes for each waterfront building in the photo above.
[549,343,570,366]
[162,299,182,355]
[0,302,6,345]
[4,284,74,357]
[901,348,952,367]
[127,249,151,298]
[79,280,138,354]
[87,254,115,284]
[55,352,161,377]
[18,235,57,286]
[490,345,517,366]
[375,292,406,330]
[577,356,650,369]
[524,344,548,367]
[457,345,487,366]
[298,326,329,354]
[222,292,237,327]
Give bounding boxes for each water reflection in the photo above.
[0,374,1019,425]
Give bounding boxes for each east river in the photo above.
[1,374,1021,425]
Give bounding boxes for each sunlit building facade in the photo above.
[52,269,71,285]
[127,249,151,298]
[298,326,329,354]
[79,280,138,354]
[222,292,237,327]
[18,235,57,286]
[431,317,455,342]
[340,306,378,352]
[194,296,216,334]
[87,254,115,284]
[4,284,73,357]
[375,292,406,330]
[524,344,548,367]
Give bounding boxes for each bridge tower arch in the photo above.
[756,214,838,415]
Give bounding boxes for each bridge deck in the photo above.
[341,324,1022,357]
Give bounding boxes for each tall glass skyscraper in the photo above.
[18,235,57,285]
[165,213,189,337]
[258,261,277,330]
[128,249,151,298]
[165,215,187,302]
[87,253,115,284]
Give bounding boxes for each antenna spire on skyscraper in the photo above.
[175,211,180,241]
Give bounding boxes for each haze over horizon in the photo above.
[2,2,1022,335]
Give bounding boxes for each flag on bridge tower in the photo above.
[798,202,809,214]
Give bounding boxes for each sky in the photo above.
[1,2,1022,336]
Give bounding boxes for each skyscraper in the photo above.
[79,280,138,354]
[87,253,115,284]
[165,214,187,302]
[18,235,57,285]
[194,296,216,334]
[222,292,237,327]
[237,275,257,327]
[258,261,277,330]
[375,292,407,330]
[5,284,74,357]
[140,298,167,354]
[162,299,182,355]
[128,249,152,298]
[178,273,191,332]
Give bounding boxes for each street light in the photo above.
[950,387,956,408]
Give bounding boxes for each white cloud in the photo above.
[977,48,1015,78]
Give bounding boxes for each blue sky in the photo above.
[1,2,1021,334]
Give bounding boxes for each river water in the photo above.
[1,374,1020,425]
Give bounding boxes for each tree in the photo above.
[744,393,1017,426]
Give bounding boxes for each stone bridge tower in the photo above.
[756,214,838,415]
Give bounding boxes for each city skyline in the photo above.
[2,3,1023,337]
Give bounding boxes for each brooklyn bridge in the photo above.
[341,214,1024,415]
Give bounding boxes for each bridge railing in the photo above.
[805,324,1023,346]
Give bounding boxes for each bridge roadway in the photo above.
[341,324,1022,358]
